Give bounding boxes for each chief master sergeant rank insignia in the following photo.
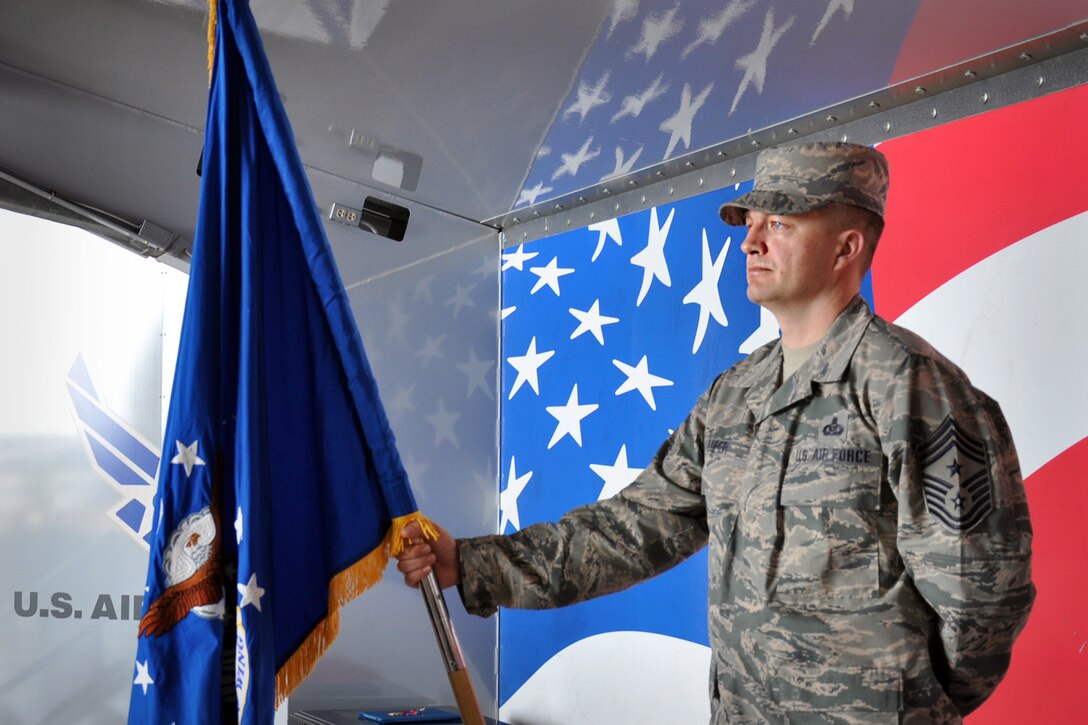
[919,415,994,532]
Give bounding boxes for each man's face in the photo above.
[739,208,842,313]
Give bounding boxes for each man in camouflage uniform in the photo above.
[397,142,1035,723]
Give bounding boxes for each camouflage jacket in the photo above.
[459,296,1034,724]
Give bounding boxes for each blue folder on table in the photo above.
[358,707,461,723]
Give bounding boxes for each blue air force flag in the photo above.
[128,1,433,722]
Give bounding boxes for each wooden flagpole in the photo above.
[419,571,486,725]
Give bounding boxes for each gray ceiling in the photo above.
[1,0,1086,270]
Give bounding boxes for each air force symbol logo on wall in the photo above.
[66,354,161,549]
[919,416,993,532]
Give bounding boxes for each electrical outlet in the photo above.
[329,203,361,226]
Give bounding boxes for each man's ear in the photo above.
[833,228,866,271]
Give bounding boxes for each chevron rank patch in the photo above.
[919,415,993,532]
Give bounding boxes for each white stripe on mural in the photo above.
[894,211,1088,478]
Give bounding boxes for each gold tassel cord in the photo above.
[274,511,439,706]
[207,0,218,85]
[388,511,441,557]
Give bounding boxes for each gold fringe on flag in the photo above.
[274,511,439,706]
[207,0,218,85]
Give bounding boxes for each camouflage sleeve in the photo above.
[882,354,1034,715]
[456,388,712,618]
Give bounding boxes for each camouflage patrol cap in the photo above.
[719,142,889,226]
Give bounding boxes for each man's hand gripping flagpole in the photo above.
[396,521,483,725]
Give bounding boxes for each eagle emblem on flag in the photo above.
[138,482,225,637]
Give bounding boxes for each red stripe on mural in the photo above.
[873,83,1088,321]
[967,436,1088,723]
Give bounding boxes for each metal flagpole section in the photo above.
[420,570,485,725]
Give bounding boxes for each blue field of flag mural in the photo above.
[513,0,919,209]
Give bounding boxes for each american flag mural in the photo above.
[498,70,1088,725]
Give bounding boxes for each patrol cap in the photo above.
[719,142,889,227]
